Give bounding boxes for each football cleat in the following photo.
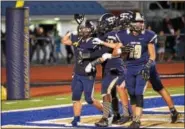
[71,116,80,126]
[117,115,131,124]
[95,117,109,127]
[128,121,141,128]
[112,113,121,124]
[171,112,181,123]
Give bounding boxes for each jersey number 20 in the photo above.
[129,44,142,59]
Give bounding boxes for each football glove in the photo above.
[102,53,112,61]
[121,45,134,53]
[85,63,95,73]
[138,59,153,81]
[92,38,104,45]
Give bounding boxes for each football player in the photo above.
[92,11,181,127]
[80,13,133,127]
[92,11,156,128]
[113,11,156,128]
[112,11,181,125]
[62,20,103,126]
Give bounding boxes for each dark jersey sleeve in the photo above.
[70,34,81,47]
[88,32,117,59]
[89,46,113,59]
[147,30,157,44]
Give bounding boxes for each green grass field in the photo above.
[2,86,184,111]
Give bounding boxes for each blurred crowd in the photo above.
[1,14,185,66]
[1,27,74,66]
[147,14,185,62]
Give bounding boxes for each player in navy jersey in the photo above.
[80,13,133,127]
[113,11,157,128]
[92,11,181,127]
[93,11,156,128]
[95,11,181,125]
[62,20,103,126]
[118,11,180,124]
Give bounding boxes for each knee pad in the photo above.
[151,82,164,92]
[72,93,81,101]
[129,94,136,105]
[152,84,164,92]
[85,96,93,104]
[150,68,164,92]
[135,95,144,108]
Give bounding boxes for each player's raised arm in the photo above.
[61,31,74,46]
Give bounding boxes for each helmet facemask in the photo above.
[130,20,145,33]
[78,20,94,39]
[130,12,145,34]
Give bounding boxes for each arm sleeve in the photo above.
[89,46,113,60]
[149,33,158,44]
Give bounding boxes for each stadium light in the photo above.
[54,17,60,21]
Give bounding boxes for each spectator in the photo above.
[180,14,185,33]
[29,29,35,63]
[47,31,56,64]
[157,30,166,62]
[147,25,152,30]
[34,27,47,64]
[55,34,65,63]
[174,29,184,60]
[163,22,176,62]
[162,17,172,33]
[65,45,74,64]
[180,14,185,29]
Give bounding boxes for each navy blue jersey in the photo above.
[101,31,124,75]
[71,34,98,76]
[116,29,157,66]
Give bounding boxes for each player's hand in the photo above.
[92,38,104,45]
[102,53,112,61]
[85,63,95,73]
[121,45,134,53]
[138,59,153,81]
[138,67,150,81]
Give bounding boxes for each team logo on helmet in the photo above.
[97,13,116,34]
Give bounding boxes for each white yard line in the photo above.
[2,94,184,113]
[4,102,17,104]
[144,105,184,111]
[55,98,66,100]
[30,99,42,102]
